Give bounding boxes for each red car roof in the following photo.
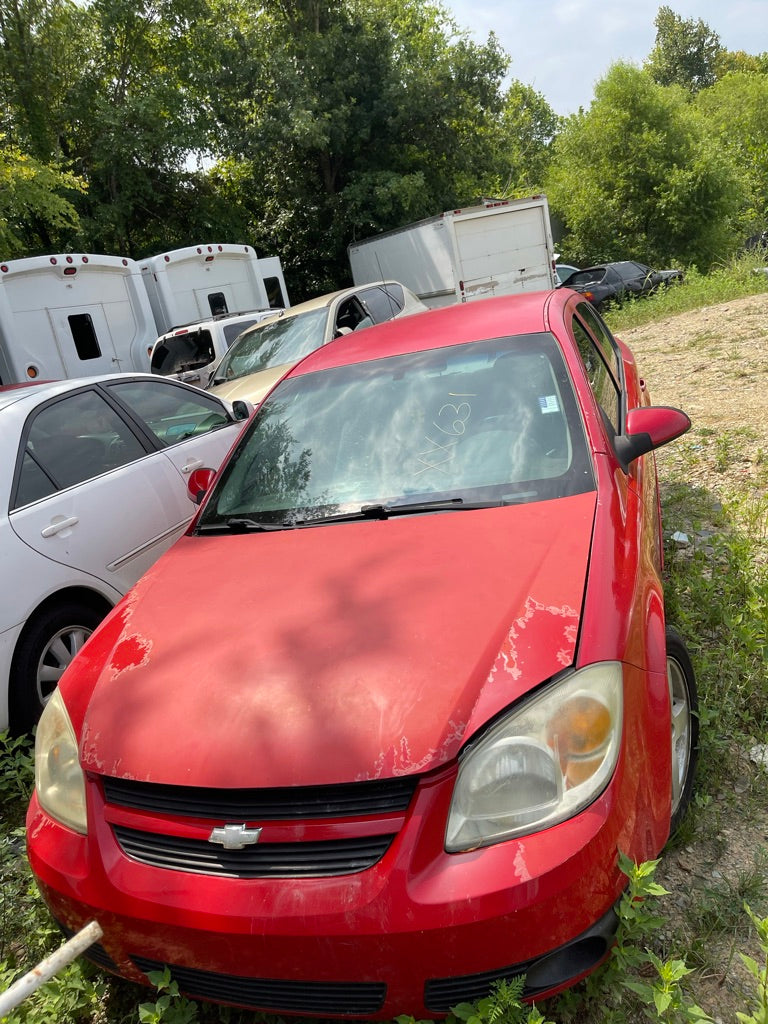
[286,290,564,376]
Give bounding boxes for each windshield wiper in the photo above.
[197,517,292,533]
[292,498,499,526]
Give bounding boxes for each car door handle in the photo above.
[41,516,79,537]
[181,458,204,474]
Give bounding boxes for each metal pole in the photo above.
[0,920,103,1018]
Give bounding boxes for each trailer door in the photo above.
[48,304,124,375]
[452,206,553,301]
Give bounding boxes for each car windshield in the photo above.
[212,308,329,383]
[197,333,595,529]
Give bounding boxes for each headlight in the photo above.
[446,662,623,851]
[35,689,87,834]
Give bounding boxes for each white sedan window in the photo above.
[16,391,147,508]
[107,380,230,446]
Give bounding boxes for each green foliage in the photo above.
[0,730,34,810]
[690,851,768,939]
[0,959,109,1024]
[395,977,553,1024]
[662,498,768,739]
[0,0,92,161]
[0,138,84,255]
[138,967,200,1023]
[738,906,768,1024]
[564,854,715,1024]
[695,72,768,233]
[491,81,559,197]
[194,0,517,293]
[545,63,746,268]
[0,0,767,292]
[604,251,768,333]
[645,6,723,92]
[448,977,554,1024]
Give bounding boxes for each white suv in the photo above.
[150,309,283,385]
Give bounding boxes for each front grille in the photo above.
[102,775,417,819]
[425,958,538,1011]
[114,825,395,877]
[133,957,386,1015]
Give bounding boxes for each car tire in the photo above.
[9,600,106,735]
[666,624,699,835]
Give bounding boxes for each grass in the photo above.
[2,255,768,1022]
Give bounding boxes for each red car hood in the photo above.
[77,494,596,788]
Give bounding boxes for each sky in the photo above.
[443,0,768,116]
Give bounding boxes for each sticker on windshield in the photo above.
[538,395,560,414]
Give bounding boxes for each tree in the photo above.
[645,5,722,93]
[0,0,90,160]
[715,49,768,78]
[0,137,83,255]
[193,0,511,296]
[545,63,746,269]
[485,81,558,198]
[695,72,768,233]
[62,0,232,256]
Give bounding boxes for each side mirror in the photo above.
[614,406,691,469]
[231,399,254,421]
[187,467,217,505]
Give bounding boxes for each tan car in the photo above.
[205,281,427,405]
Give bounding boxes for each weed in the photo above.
[738,906,768,1024]
[395,977,554,1024]
[557,854,715,1024]
[0,731,34,815]
[138,967,199,1024]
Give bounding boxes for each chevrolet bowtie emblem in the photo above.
[208,824,262,850]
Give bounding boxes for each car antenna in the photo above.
[374,252,399,321]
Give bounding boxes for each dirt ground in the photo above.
[614,293,768,1022]
[620,292,768,497]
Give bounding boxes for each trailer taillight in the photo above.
[63,267,77,276]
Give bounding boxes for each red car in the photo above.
[27,289,697,1018]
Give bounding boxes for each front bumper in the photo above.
[27,742,665,1020]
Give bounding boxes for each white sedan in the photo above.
[0,373,249,733]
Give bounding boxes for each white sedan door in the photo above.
[8,381,240,594]
[101,377,244,490]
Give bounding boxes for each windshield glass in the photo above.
[213,308,329,383]
[197,334,595,528]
